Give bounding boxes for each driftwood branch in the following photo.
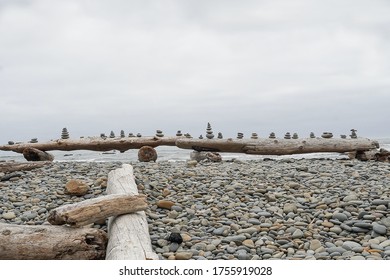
[47,194,148,227]
[105,164,158,260]
[0,161,51,173]
[0,223,107,260]
[176,137,379,155]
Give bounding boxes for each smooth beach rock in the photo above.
[217,132,223,139]
[251,133,258,139]
[109,131,115,138]
[206,152,222,162]
[310,132,315,138]
[176,130,183,137]
[128,133,135,137]
[292,133,298,139]
[65,179,90,196]
[157,200,175,210]
[7,141,15,145]
[175,251,193,260]
[156,130,164,137]
[269,132,276,139]
[340,135,347,139]
[138,146,157,162]
[185,133,192,138]
[2,212,16,220]
[137,133,142,137]
[29,138,38,143]
[321,132,333,138]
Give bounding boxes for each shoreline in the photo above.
[0,158,389,260]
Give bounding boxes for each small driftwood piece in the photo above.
[0,161,51,173]
[22,147,54,161]
[0,223,107,260]
[105,164,158,260]
[138,146,157,162]
[48,194,148,227]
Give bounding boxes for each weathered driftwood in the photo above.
[0,223,107,260]
[0,161,51,173]
[176,137,379,155]
[105,164,158,260]
[47,194,148,227]
[0,136,181,153]
[22,147,54,161]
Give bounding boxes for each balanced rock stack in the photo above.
[120,130,125,138]
[269,132,276,139]
[156,130,164,137]
[310,132,315,138]
[292,133,298,139]
[100,133,106,139]
[61,128,70,139]
[199,135,203,139]
[341,134,347,139]
[109,131,115,138]
[251,133,258,139]
[185,133,192,138]
[30,138,38,143]
[322,132,333,138]
[217,132,223,139]
[284,132,291,139]
[137,133,142,137]
[206,123,214,139]
[176,130,183,137]
[350,129,358,139]
[128,133,135,137]
[237,132,244,139]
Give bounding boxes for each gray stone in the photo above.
[372,222,387,235]
[2,212,16,220]
[327,247,347,254]
[223,235,247,243]
[283,203,297,214]
[332,212,348,222]
[292,229,304,239]
[342,241,361,250]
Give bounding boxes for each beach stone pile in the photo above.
[0,158,389,260]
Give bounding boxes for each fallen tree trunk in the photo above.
[47,194,148,227]
[0,223,107,260]
[105,164,158,260]
[0,136,182,153]
[0,161,51,173]
[176,137,379,155]
[22,147,54,161]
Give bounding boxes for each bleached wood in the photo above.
[0,223,107,260]
[176,137,379,155]
[105,164,158,260]
[0,161,51,173]
[47,194,148,227]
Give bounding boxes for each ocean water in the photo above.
[1,138,389,163]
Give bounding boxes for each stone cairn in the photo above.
[199,135,203,139]
[292,133,298,139]
[284,132,291,139]
[29,138,38,143]
[350,129,358,139]
[321,132,333,138]
[341,134,347,139]
[217,132,223,139]
[100,133,106,139]
[8,141,14,145]
[185,133,192,138]
[310,132,315,138]
[176,130,183,137]
[250,133,258,139]
[269,132,276,139]
[137,133,142,137]
[61,128,70,139]
[109,131,115,138]
[120,130,125,138]
[128,133,135,137]
[156,130,164,137]
[206,123,214,139]
[237,132,244,139]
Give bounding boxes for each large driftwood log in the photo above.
[176,137,379,155]
[0,136,181,153]
[47,194,148,227]
[0,223,107,260]
[22,147,54,161]
[105,164,158,260]
[0,161,51,173]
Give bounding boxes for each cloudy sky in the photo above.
[1,0,389,144]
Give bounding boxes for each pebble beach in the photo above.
[1,158,390,260]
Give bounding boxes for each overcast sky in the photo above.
[1,0,389,144]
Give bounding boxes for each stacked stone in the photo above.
[137,133,142,137]
[199,135,203,139]
[185,133,192,138]
[217,132,223,139]
[284,132,291,139]
[176,130,183,137]
[8,141,14,145]
[128,133,135,137]
[156,130,164,137]
[341,135,347,139]
[237,133,244,139]
[30,138,38,143]
[109,131,115,138]
[350,129,358,139]
[120,130,125,138]
[100,133,106,139]
[61,128,70,139]
[310,132,315,138]
[322,132,333,138]
[269,132,276,139]
[206,123,214,139]
[292,133,298,139]
[251,133,258,139]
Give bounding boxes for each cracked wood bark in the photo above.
[0,223,107,260]
[105,164,158,260]
[175,137,379,155]
[22,147,54,161]
[0,136,181,153]
[47,194,148,227]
